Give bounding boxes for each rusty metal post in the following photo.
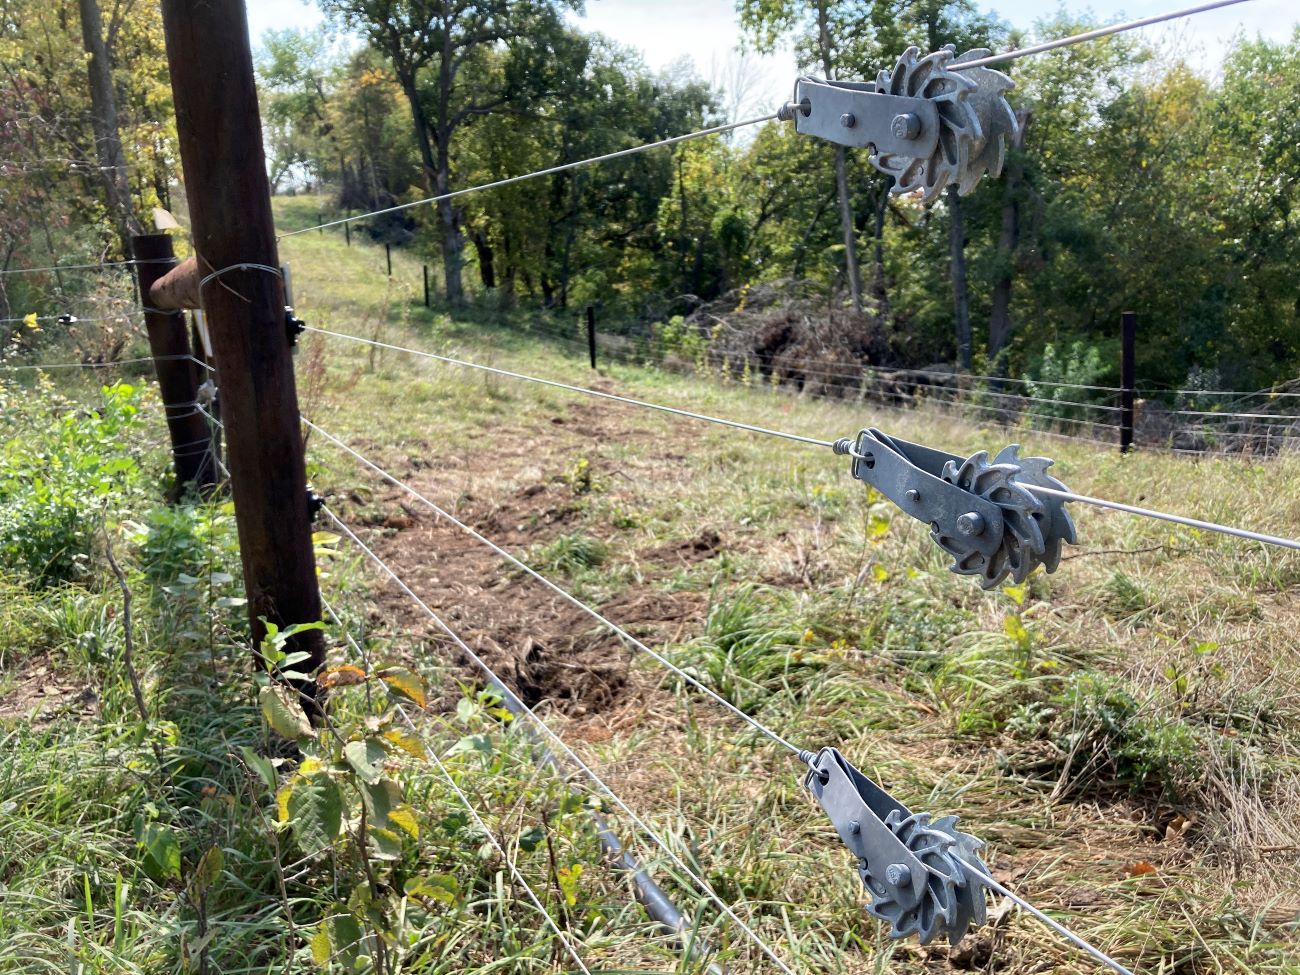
[1121,310,1136,453]
[132,233,217,494]
[160,0,324,685]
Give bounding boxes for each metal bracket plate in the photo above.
[804,748,927,908]
[792,77,940,156]
[848,429,1005,559]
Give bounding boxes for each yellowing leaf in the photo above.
[387,804,420,839]
[1003,614,1029,646]
[557,863,584,907]
[377,667,426,709]
[276,785,292,824]
[309,925,332,966]
[383,728,427,760]
[319,665,368,688]
[1003,582,1028,607]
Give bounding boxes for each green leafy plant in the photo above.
[0,382,145,585]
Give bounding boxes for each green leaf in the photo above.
[518,825,546,853]
[448,733,492,757]
[405,874,458,904]
[136,822,182,881]
[259,684,314,741]
[192,846,224,894]
[240,748,278,795]
[359,777,402,826]
[369,826,402,861]
[344,738,388,785]
[327,910,364,968]
[286,775,344,856]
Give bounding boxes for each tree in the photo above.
[739,0,872,315]
[318,0,581,305]
[77,0,143,256]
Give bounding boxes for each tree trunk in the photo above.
[988,110,1029,368]
[471,228,495,289]
[434,139,464,305]
[871,182,889,317]
[948,184,971,370]
[78,0,140,255]
[816,0,863,315]
[834,146,865,314]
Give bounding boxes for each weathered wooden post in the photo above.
[159,0,324,686]
[132,232,217,494]
[1121,310,1136,454]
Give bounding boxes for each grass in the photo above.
[0,196,1297,973]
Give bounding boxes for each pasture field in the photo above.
[0,199,1296,974]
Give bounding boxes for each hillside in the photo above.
[1,198,1297,973]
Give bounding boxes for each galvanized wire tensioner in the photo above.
[780,46,1019,202]
[834,429,1076,588]
[801,747,989,945]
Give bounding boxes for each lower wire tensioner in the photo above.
[802,747,989,945]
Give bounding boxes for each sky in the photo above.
[247,0,1297,116]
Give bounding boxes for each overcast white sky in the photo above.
[248,0,1297,115]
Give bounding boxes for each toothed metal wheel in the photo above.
[870,46,980,202]
[859,810,989,945]
[870,46,1020,201]
[934,445,1076,588]
[951,49,1019,194]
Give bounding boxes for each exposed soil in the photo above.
[346,395,717,715]
[0,654,97,724]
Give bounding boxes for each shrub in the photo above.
[0,383,145,585]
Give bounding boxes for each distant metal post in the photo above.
[423,264,430,308]
[344,218,351,247]
[160,0,324,691]
[386,243,392,278]
[586,304,597,370]
[317,212,323,234]
[131,232,217,493]
[1120,310,1136,453]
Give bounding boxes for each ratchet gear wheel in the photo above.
[936,445,1076,589]
[871,46,1019,202]
[860,811,990,945]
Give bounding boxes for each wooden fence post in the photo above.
[385,243,392,278]
[423,264,430,308]
[131,232,217,494]
[160,0,324,687]
[586,304,597,370]
[1121,310,1136,453]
